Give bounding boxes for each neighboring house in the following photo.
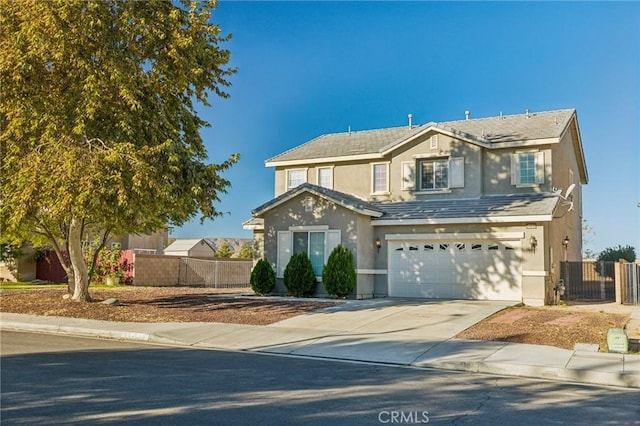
[244,108,587,306]
[163,238,216,258]
[108,229,169,254]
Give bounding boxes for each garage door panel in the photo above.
[389,240,522,301]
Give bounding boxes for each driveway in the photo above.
[249,298,514,364]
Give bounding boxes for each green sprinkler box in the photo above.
[607,328,628,353]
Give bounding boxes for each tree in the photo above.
[250,259,275,296]
[0,1,238,301]
[215,242,234,258]
[237,242,253,259]
[597,245,636,263]
[322,244,356,298]
[283,252,316,297]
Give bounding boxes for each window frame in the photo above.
[511,151,544,187]
[418,158,449,191]
[286,168,307,190]
[276,229,341,278]
[371,162,390,194]
[317,166,334,189]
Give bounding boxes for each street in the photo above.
[1,331,638,425]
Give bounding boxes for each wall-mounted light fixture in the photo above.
[562,236,570,247]
[529,235,538,252]
[375,238,382,252]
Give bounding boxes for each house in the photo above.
[163,238,216,258]
[244,108,587,306]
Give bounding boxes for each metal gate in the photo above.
[621,262,640,305]
[178,258,251,288]
[560,261,615,301]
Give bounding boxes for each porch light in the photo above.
[529,235,537,252]
[375,238,382,252]
[562,236,570,247]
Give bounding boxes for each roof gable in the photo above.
[252,182,384,218]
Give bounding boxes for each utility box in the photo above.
[607,328,628,353]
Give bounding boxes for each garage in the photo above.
[388,239,522,301]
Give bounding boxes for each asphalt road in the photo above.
[1,331,639,425]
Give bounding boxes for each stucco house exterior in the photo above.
[244,108,587,306]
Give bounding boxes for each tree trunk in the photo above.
[68,217,91,302]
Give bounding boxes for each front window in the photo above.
[287,169,306,190]
[519,153,536,185]
[420,159,448,190]
[293,231,326,276]
[372,163,388,193]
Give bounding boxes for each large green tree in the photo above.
[0,0,238,301]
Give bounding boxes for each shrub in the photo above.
[250,259,275,296]
[283,252,316,297]
[322,244,356,298]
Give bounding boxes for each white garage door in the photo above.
[388,240,522,301]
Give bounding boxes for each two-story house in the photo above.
[244,108,587,306]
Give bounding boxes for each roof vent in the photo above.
[499,111,503,118]
[348,125,351,135]
[408,113,413,129]
[525,108,530,118]
[465,110,470,120]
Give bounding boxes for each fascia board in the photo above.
[265,153,382,168]
[379,126,490,155]
[253,187,384,218]
[372,214,553,226]
[488,138,559,149]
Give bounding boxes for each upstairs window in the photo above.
[317,167,333,189]
[287,169,306,190]
[511,152,544,186]
[372,163,389,194]
[420,159,449,190]
[404,157,464,191]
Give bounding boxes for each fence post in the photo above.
[614,261,622,304]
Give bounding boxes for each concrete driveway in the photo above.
[248,298,514,364]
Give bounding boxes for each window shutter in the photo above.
[535,151,545,184]
[449,157,465,188]
[401,162,415,190]
[325,230,341,256]
[510,154,519,185]
[276,231,292,278]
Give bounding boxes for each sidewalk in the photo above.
[2,305,639,389]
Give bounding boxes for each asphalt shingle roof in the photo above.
[266,109,575,164]
[372,192,560,221]
[253,183,559,221]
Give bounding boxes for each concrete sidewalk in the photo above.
[2,301,639,389]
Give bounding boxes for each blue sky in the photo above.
[172,1,640,255]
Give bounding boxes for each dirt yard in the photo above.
[0,286,632,351]
[0,286,336,325]
[456,302,631,352]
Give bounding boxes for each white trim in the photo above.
[523,270,548,277]
[490,138,558,149]
[266,153,382,167]
[413,189,452,195]
[400,161,415,191]
[356,269,388,275]
[288,225,329,231]
[384,232,525,241]
[413,152,450,159]
[373,215,553,226]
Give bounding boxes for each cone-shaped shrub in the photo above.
[283,252,316,297]
[250,259,275,296]
[322,244,356,298]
